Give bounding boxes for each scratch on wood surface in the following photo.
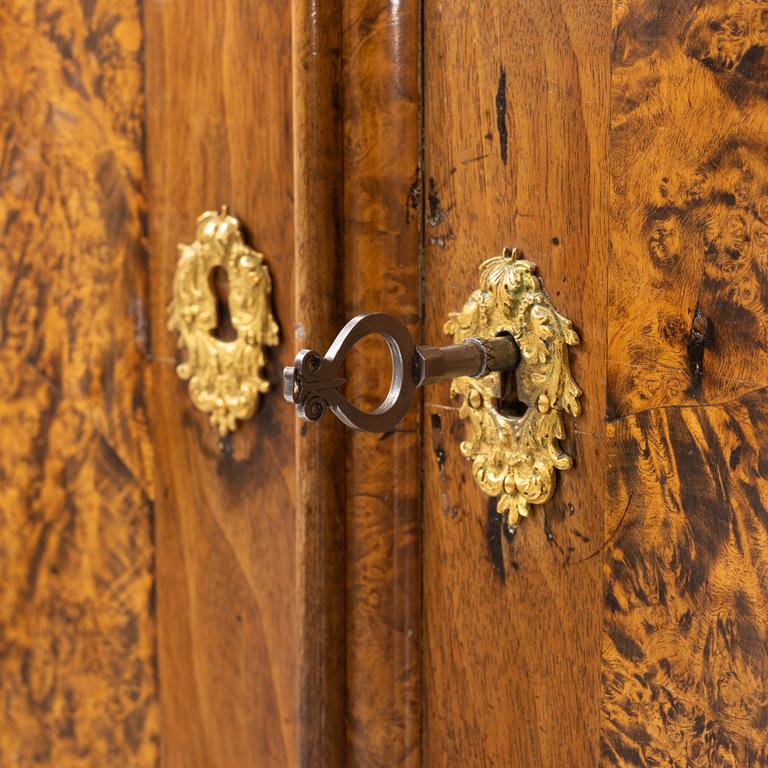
[425,402,460,413]
[606,384,768,424]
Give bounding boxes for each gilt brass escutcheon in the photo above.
[168,207,279,435]
[445,247,582,528]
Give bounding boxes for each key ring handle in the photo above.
[284,313,418,432]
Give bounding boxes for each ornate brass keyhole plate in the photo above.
[168,207,279,435]
[445,247,582,528]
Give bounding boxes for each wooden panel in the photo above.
[608,0,768,417]
[341,0,422,765]
[422,1,609,765]
[603,404,768,766]
[292,0,347,764]
[0,1,157,765]
[603,1,768,763]
[144,2,297,766]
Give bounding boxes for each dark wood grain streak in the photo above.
[341,1,422,765]
[0,0,157,764]
[144,1,297,765]
[292,1,348,765]
[422,1,609,765]
[603,399,768,766]
[604,1,768,763]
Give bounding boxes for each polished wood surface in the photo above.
[291,1,347,764]
[424,0,768,766]
[422,1,609,765]
[5,0,768,764]
[603,1,768,763]
[0,1,157,765]
[144,1,297,765]
[341,0,422,765]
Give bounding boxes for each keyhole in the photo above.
[495,332,527,417]
[210,266,237,341]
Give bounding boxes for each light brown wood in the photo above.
[423,1,768,765]
[603,1,768,763]
[341,0,422,765]
[0,1,157,765]
[144,1,297,765]
[422,1,609,765]
[6,1,768,764]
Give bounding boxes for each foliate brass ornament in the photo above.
[445,247,581,527]
[168,207,279,435]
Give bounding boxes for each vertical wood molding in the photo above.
[291,2,348,765]
[341,0,422,765]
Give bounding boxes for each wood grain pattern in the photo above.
[144,1,297,765]
[603,402,768,766]
[6,2,766,764]
[0,0,157,765]
[341,1,422,765]
[291,0,348,764]
[604,0,768,763]
[422,1,609,765]
[609,0,768,418]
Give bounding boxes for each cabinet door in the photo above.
[144,1,298,766]
[421,1,768,766]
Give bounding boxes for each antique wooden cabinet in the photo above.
[2,0,768,766]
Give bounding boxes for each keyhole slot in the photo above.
[495,332,527,418]
[210,266,237,341]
